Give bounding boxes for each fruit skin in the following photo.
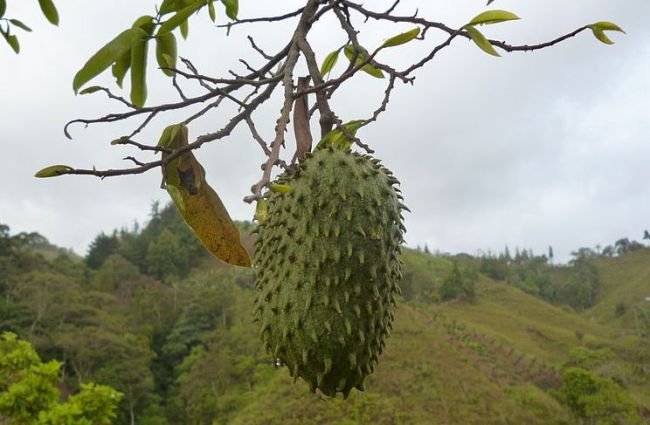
[253,146,406,398]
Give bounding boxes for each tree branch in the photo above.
[62,0,598,212]
[243,0,323,203]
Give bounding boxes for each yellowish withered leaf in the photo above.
[158,124,251,267]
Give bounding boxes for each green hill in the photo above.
[227,301,571,425]
[224,269,648,424]
[586,248,650,331]
[1,210,648,424]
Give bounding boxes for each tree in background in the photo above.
[438,263,475,302]
[86,232,120,270]
[0,332,122,424]
[560,254,601,310]
[614,238,644,256]
[560,367,639,424]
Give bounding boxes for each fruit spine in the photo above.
[253,146,406,397]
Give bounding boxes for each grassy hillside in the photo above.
[224,266,648,424]
[228,302,571,425]
[586,248,650,330]
[444,279,649,410]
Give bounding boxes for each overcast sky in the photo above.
[1,0,648,262]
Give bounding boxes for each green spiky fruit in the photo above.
[253,146,406,398]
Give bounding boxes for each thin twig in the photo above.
[244,0,322,203]
[128,111,159,139]
[247,35,273,60]
[65,42,292,137]
[111,137,170,153]
[68,79,281,178]
[246,116,271,155]
[219,6,306,28]
[172,75,189,100]
[180,57,215,91]
[124,156,146,166]
[64,0,595,204]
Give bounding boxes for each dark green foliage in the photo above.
[560,255,600,310]
[566,347,612,370]
[480,256,509,281]
[146,228,187,282]
[162,281,237,365]
[508,256,555,301]
[0,224,11,256]
[479,251,555,302]
[614,238,644,255]
[477,245,610,310]
[559,367,639,423]
[438,263,475,302]
[84,202,208,282]
[254,147,405,397]
[86,232,120,269]
[614,302,626,317]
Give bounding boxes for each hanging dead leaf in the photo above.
[158,124,251,267]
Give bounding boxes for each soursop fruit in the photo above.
[253,146,406,398]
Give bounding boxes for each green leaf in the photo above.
[4,34,19,54]
[156,124,180,150]
[38,0,59,26]
[380,27,421,49]
[208,0,216,22]
[132,15,156,36]
[156,32,177,76]
[73,28,143,93]
[255,200,268,222]
[0,0,6,19]
[221,0,238,20]
[467,10,520,26]
[320,49,341,77]
[588,22,625,45]
[591,21,625,33]
[591,28,613,45]
[10,19,33,32]
[111,51,131,88]
[159,0,180,15]
[465,25,500,57]
[343,45,384,79]
[317,119,368,151]
[79,86,103,95]
[158,1,203,35]
[130,34,149,107]
[180,19,189,39]
[35,165,73,178]
[269,184,293,194]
